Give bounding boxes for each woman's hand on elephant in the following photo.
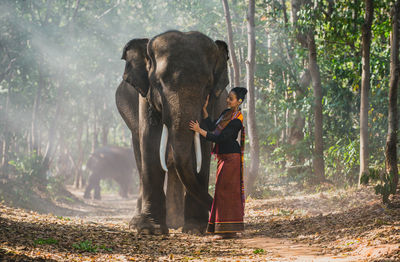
[189,120,208,138]
[189,120,201,132]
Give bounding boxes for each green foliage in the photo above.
[8,153,46,186]
[253,248,265,254]
[34,238,58,245]
[72,240,112,253]
[7,153,47,201]
[72,240,98,252]
[360,168,396,204]
[57,216,71,221]
[326,139,359,185]
[47,175,66,199]
[0,0,397,202]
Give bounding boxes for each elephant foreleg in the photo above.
[93,177,101,200]
[83,183,92,199]
[130,98,167,235]
[84,172,99,199]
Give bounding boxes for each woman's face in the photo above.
[226,91,241,109]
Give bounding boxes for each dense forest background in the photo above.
[1,0,399,206]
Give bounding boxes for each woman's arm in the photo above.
[190,119,242,143]
[205,119,242,143]
[202,95,209,119]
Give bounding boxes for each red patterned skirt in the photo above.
[206,153,244,233]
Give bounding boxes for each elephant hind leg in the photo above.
[83,186,91,199]
[94,183,101,200]
[83,175,94,199]
[85,173,101,200]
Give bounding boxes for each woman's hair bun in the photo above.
[231,87,248,101]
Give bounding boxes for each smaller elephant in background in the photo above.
[84,146,137,200]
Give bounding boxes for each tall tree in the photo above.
[221,0,240,86]
[291,0,325,183]
[30,69,44,155]
[385,0,400,195]
[359,0,374,186]
[308,30,325,183]
[245,0,260,194]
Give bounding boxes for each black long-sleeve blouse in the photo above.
[201,110,242,154]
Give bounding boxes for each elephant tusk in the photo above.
[194,132,202,173]
[160,124,168,172]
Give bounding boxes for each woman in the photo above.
[189,87,247,240]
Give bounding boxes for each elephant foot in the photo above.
[94,191,101,200]
[182,220,207,235]
[94,195,101,200]
[129,215,169,235]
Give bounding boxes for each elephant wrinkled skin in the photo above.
[116,30,229,234]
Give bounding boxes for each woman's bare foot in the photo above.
[211,234,224,241]
[211,233,238,241]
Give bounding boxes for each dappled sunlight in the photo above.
[1,0,400,261]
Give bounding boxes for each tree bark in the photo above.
[221,0,240,87]
[307,32,325,183]
[288,70,310,146]
[41,86,63,179]
[92,101,99,153]
[291,0,325,183]
[1,86,11,179]
[359,0,373,186]
[385,0,400,195]
[31,70,44,155]
[245,0,260,195]
[74,122,84,189]
[101,124,109,146]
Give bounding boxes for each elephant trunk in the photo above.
[169,129,212,211]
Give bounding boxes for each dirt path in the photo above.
[1,186,399,261]
[62,185,138,221]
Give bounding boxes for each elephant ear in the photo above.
[121,38,150,97]
[213,40,230,97]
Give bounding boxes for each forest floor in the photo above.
[1,185,400,261]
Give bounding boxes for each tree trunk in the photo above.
[92,102,99,153]
[101,124,109,146]
[245,0,260,195]
[288,70,310,146]
[307,32,325,183]
[221,0,240,87]
[385,0,400,195]
[285,0,309,152]
[1,86,11,179]
[41,87,63,180]
[359,0,373,186]
[74,122,84,189]
[31,70,44,156]
[291,0,325,183]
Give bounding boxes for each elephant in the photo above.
[83,146,138,200]
[116,30,229,234]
